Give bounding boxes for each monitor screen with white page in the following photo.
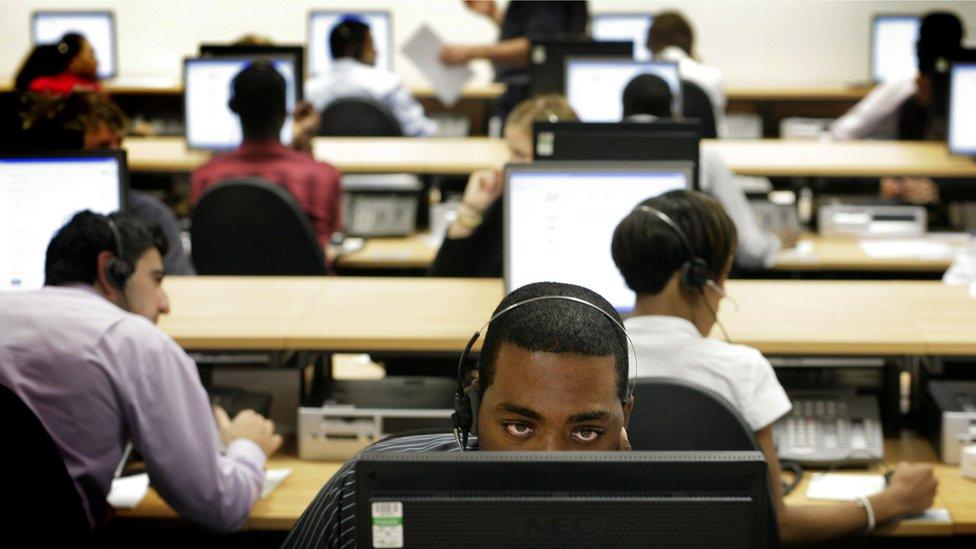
[592,13,654,61]
[32,11,117,79]
[949,63,976,156]
[565,57,681,122]
[505,162,692,311]
[308,11,393,75]
[184,57,297,151]
[0,151,126,292]
[871,14,921,83]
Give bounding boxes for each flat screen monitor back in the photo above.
[199,44,306,84]
[32,11,117,79]
[0,151,126,291]
[532,122,700,188]
[504,161,692,312]
[871,14,921,83]
[356,451,770,548]
[592,13,654,60]
[308,10,393,75]
[183,57,298,151]
[528,40,632,95]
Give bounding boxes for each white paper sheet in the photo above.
[860,238,954,259]
[805,473,886,501]
[107,473,150,509]
[401,24,473,107]
[262,468,293,498]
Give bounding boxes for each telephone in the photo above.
[774,392,885,467]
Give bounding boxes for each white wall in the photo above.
[2,0,975,87]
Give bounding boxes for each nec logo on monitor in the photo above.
[512,515,609,540]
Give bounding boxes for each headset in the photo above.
[634,205,735,340]
[102,216,133,295]
[452,295,637,451]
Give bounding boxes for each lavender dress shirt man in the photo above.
[0,285,265,532]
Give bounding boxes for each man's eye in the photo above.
[504,423,534,438]
[572,429,602,443]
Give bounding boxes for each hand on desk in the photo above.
[883,462,938,517]
[214,406,283,457]
[881,177,939,205]
[447,168,502,239]
[291,101,320,154]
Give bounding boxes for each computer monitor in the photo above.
[565,57,681,122]
[591,13,654,61]
[308,10,393,76]
[532,121,701,187]
[871,14,921,83]
[183,57,298,151]
[0,150,126,292]
[949,62,976,156]
[32,11,117,79]
[505,162,692,312]
[199,44,306,82]
[529,40,633,96]
[356,451,771,548]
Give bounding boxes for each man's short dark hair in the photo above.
[45,210,168,287]
[622,73,673,119]
[229,61,287,137]
[477,281,629,403]
[647,11,694,56]
[612,190,737,295]
[329,20,370,61]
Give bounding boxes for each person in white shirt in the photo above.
[622,74,791,269]
[647,11,726,136]
[305,19,437,137]
[611,189,938,544]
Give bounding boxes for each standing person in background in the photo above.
[15,33,101,95]
[440,1,588,124]
[430,95,577,277]
[647,11,726,136]
[306,18,437,136]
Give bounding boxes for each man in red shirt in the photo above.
[190,62,342,249]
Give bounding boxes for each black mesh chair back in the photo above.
[627,377,781,547]
[681,79,718,139]
[2,383,95,545]
[319,98,403,136]
[191,177,330,275]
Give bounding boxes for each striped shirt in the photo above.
[281,432,475,548]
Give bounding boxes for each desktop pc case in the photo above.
[922,380,976,464]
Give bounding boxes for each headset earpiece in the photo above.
[102,217,132,291]
[681,257,711,293]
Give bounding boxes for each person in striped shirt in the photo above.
[282,281,633,548]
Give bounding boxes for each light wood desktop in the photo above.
[772,233,966,273]
[157,277,976,356]
[121,136,976,178]
[334,233,439,270]
[113,435,975,536]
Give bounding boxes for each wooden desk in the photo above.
[159,277,969,356]
[783,433,975,536]
[122,136,508,175]
[704,140,976,178]
[333,234,439,270]
[891,282,976,357]
[116,435,975,535]
[726,84,871,102]
[773,233,967,273]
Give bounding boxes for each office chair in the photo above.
[627,377,782,547]
[319,98,403,136]
[1,383,95,545]
[191,177,330,275]
[681,79,718,139]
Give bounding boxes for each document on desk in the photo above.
[806,473,885,501]
[262,468,292,498]
[859,238,955,259]
[107,473,150,509]
[401,24,472,106]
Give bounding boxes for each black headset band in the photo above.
[104,216,124,260]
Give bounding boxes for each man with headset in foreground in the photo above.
[612,190,937,543]
[283,280,634,547]
[0,211,282,533]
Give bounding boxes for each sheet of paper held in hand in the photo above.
[402,23,473,107]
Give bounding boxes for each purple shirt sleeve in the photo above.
[103,319,265,532]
